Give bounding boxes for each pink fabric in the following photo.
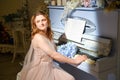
[17,34,75,80]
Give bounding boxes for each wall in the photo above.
[0,0,23,16]
[28,0,48,17]
[0,0,47,18]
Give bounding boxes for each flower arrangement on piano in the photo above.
[57,42,78,58]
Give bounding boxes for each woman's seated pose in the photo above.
[17,10,88,80]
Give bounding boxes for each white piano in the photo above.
[48,6,119,80]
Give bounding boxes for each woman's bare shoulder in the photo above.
[33,34,48,43]
[32,34,46,46]
[34,34,44,39]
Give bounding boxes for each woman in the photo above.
[18,10,87,80]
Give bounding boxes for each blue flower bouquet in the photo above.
[57,42,78,58]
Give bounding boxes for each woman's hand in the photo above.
[73,54,88,65]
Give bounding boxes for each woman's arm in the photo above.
[33,34,87,65]
[50,51,87,65]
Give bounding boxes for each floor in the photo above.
[0,53,23,80]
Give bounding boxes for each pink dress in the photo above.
[18,34,75,80]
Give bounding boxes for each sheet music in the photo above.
[65,18,86,43]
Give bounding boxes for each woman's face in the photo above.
[34,14,48,32]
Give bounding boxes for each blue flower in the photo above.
[57,42,78,58]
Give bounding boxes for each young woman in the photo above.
[17,10,87,80]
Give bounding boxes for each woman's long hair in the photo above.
[31,10,53,40]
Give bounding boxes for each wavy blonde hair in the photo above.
[31,10,53,40]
